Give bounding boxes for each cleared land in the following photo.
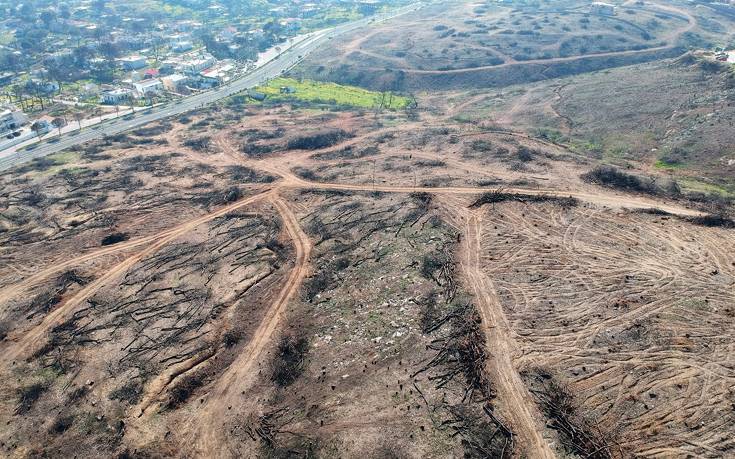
[1,0,734,457]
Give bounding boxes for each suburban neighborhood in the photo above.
[0,0,407,152]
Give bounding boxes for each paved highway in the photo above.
[0,3,422,172]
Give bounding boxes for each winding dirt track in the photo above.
[191,195,312,456]
[355,1,696,76]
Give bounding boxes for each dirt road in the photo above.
[190,195,312,456]
[440,196,556,458]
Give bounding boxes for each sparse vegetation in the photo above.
[287,129,354,150]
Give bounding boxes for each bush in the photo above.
[470,190,578,208]
[658,146,688,166]
[241,142,275,157]
[469,139,493,152]
[415,159,446,167]
[688,213,735,228]
[15,382,48,414]
[225,165,275,183]
[272,334,309,387]
[223,186,242,203]
[516,146,536,162]
[312,145,379,161]
[286,130,353,150]
[183,136,212,152]
[581,166,659,195]
[101,232,129,246]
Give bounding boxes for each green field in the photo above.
[256,77,412,110]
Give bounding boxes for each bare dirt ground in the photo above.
[0,95,733,458]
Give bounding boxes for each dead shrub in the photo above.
[49,415,75,435]
[101,232,129,246]
[271,334,309,387]
[183,136,212,152]
[286,130,353,150]
[166,372,206,409]
[109,381,143,405]
[15,382,48,414]
[525,368,613,458]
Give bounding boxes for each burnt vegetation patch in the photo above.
[271,333,309,387]
[524,368,614,458]
[286,129,354,150]
[469,189,579,209]
[101,232,129,246]
[412,225,513,457]
[25,270,90,319]
[414,294,514,457]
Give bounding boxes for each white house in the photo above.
[101,88,134,105]
[133,79,163,96]
[181,53,216,75]
[118,55,147,71]
[162,74,189,91]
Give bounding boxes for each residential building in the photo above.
[172,41,194,52]
[101,88,133,105]
[133,79,163,96]
[0,105,29,135]
[181,53,217,75]
[591,2,616,15]
[199,62,234,86]
[162,74,189,91]
[118,55,147,71]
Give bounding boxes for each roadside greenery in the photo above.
[256,77,411,110]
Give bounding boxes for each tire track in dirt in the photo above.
[0,190,274,365]
[437,194,555,458]
[217,133,704,217]
[191,195,311,456]
[458,207,555,458]
[0,231,181,307]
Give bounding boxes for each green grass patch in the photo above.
[678,178,734,197]
[654,159,685,170]
[49,151,82,165]
[30,151,84,177]
[256,77,411,110]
